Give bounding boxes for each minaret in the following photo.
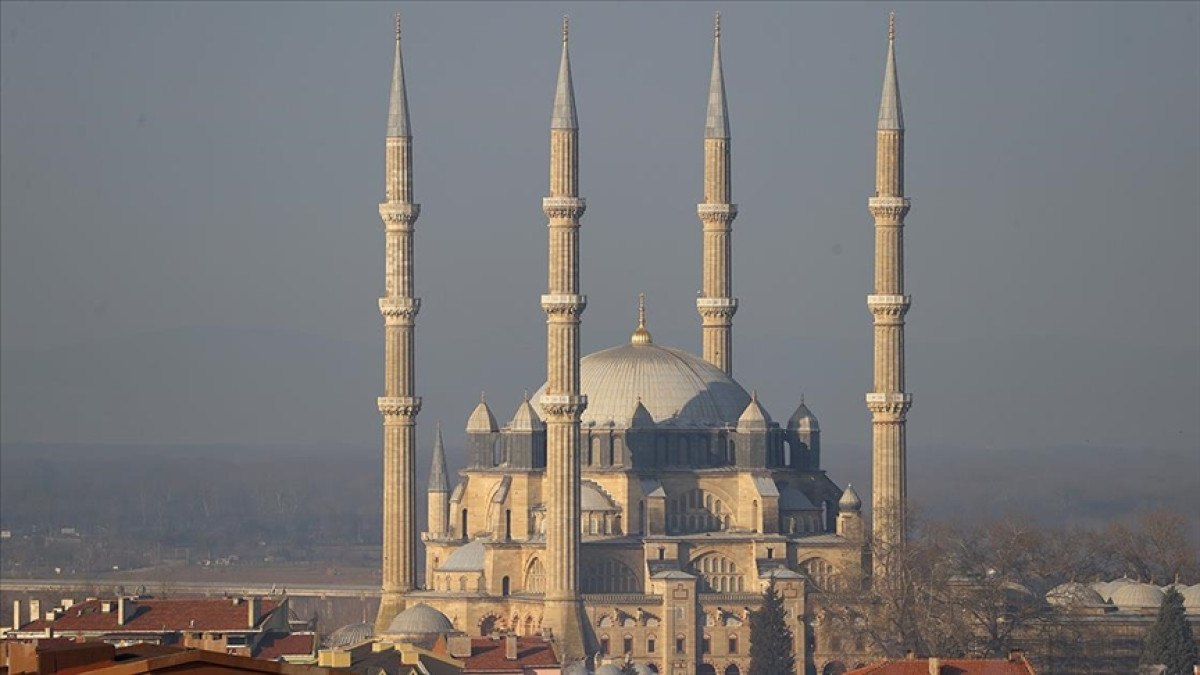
[867,12,913,563]
[375,14,421,631]
[427,424,449,538]
[696,12,738,376]
[538,16,589,661]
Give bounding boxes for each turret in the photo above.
[735,391,772,468]
[426,424,449,538]
[786,397,820,470]
[466,394,499,468]
[503,394,546,469]
[836,484,865,540]
[696,12,739,375]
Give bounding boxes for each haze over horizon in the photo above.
[2,3,1198,509]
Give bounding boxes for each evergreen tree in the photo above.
[749,579,796,675]
[1140,587,1197,675]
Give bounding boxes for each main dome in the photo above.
[535,341,751,428]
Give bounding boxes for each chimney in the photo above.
[928,657,941,675]
[905,650,915,660]
[247,596,261,628]
[61,598,74,610]
[1009,649,1025,663]
[101,601,114,613]
[117,597,132,626]
[505,633,518,660]
[29,600,41,622]
[12,600,20,630]
[448,635,473,659]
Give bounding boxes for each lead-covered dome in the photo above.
[1046,582,1106,607]
[1111,582,1165,610]
[326,622,374,648]
[536,342,750,428]
[385,603,455,637]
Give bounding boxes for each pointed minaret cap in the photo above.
[429,423,449,493]
[629,396,655,428]
[877,12,904,131]
[788,395,820,431]
[839,483,862,512]
[467,393,499,433]
[631,293,653,345]
[386,13,412,137]
[737,390,772,429]
[705,12,730,139]
[508,392,546,432]
[551,16,578,130]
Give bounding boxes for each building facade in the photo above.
[372,13,910,675]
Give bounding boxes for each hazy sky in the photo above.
[2,3,1198,477]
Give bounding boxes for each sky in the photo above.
[2,2,1198,488]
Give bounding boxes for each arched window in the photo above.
[582,558,641,594]
[458,576,466,591]
[724,666,740,675]
[501,576,510,596]
[505,509,512,539]
[666,489,734,534]
[461,509,469,539]
[524,557,546,593]
[689,553,745,593]
[799,557,840,592]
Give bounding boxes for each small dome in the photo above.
[467,397,499,433]
[595,666,624,675]
[507,395,544,432]
[1111,582,1165,610]
[838,484,862,512]
[582,482,619,512]
[326,622,374,648]
[385,603,454,637]
[737,391,772,430]
[1181,585,1200,612]
[788,399,819,431]
[1046,582,1106,607]
[631,665,656,675]
[441,538,486,571]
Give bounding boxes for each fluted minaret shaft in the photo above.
[697,13,738,376]
[867,13,912,563]
[539,17,589,661]
[376,16,421,632]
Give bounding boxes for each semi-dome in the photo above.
[1046,582,1106,607]
[385,603,454,637]
[326,621,374,648]
[1110,582,1165,610]
[535,341,750,429]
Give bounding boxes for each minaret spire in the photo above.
[424,423,450,543]
[867,11,913,572]
[697,11,738,375]
[429,423,448,492]
[375,12,422,631]
[540,16,589,661]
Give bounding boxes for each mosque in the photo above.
[364,11,913,675]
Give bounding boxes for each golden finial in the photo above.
[395,13,402,39]
[714,12,721,39]
[562,15,569,43]
[632,292,652,345]
[888,12,895,41]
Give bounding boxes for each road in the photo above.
[0,578,379,599]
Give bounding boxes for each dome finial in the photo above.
[632,292,653,344]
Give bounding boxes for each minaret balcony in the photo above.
[542,196,586,220]
[697,203,738,225]
[867,196,910,222]
[541,294,587,316]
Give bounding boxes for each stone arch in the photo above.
[688,551,745,593]
[524,557,546,593]
[822,662,847,675]
[724,666,740,675]
[479,614,501,636]
[582,557,641,594]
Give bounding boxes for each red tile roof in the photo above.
[459,637,559,672]
[255,633,316,660]
[847,655,1037,675]
[18,598,278,634]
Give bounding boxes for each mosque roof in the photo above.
[467,397,499,433]
[534,342,750,429]
[440,538,487,572]
[507,395,544,431]
[1110,582,1165,609]
[384,604,454,637]
[326,622,374,648]
[737,391,772,429]
[1046,582,1107,607]
[1181,584,1200,611]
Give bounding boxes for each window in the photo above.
[582,558,640,594]
[600,637,610,655]
[501,576,510,596]
[728,636,738,654]
[647,637,656,653]
[675,636,686,654]
[702,636,711,654]
[623,637,633,654]
[525,558,546,593]
[226,635,247,647]
[766,547,774,560]
[689,552,746,593]
[799,557,840,592]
